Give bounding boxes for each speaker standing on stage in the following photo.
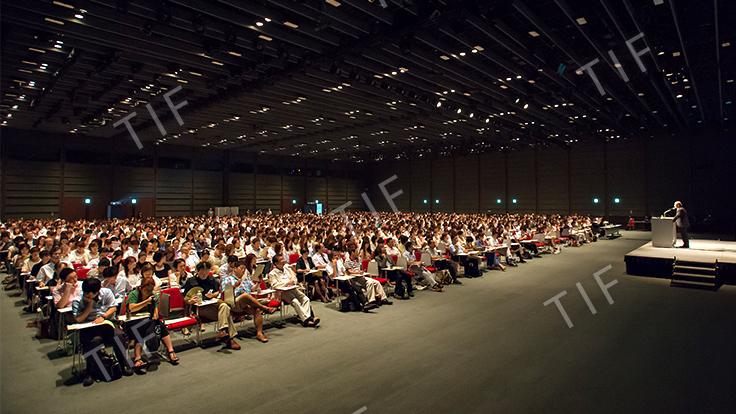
[672,201,689,248]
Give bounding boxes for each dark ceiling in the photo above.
[1,0,733,161]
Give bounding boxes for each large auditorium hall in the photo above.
[1,1,735,413]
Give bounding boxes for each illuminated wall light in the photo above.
[593,197,600,204]
[511,198,518,204]
[131,198,137,204]
[434,199,440,204]
[84,198,91,205]
[496,198,502,204]
[292,199,297,204]
[613,197,621,204]
[423,199,428,204]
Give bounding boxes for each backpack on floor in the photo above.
[89,351,123,382]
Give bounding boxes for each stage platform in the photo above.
[625,240,736,284]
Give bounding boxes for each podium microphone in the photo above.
[661,207,674,217]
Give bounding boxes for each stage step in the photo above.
[671,258,720,290]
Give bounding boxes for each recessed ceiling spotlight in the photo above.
[256,21,264,27]
[529,31,540,37]
[436,101,442,108]
[440,55,450,60]
[576,17,587,25]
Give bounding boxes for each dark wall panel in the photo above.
[607,141,646,216]
[4,160,61,218]
[432,159,453,212]
[570,143,605,215]
[479,152,506,213]
[156,168,192,217]
[537,147,569,214]
[646,135,690,216]
[346,180,365,211]
[258,174,282,212]
[193,170,222,215]
[230,173,255,212]
[454,155,479,213]
[113,166,154,202]
[283,176,305,211]
[328,177,347,210]
[306,177,326,211]
[410,158,431,213]
[507,150,536,213]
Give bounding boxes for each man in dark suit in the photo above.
[672,201,690,248]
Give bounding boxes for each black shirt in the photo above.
[182,276,220,296]
[154,263,171,280]
[30,261,46,278]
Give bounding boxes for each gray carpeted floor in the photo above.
[2,232,735,414]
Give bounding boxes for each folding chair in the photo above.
[159,288,200,345]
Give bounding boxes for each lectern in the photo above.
[651,217,675,248]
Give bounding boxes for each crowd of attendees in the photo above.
[0,211,601,386]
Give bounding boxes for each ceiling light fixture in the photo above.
[44,17,65,25]
[529,31,540,37]
[284,21,299,28]
[52,1,74,9]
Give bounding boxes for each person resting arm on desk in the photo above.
[182,262,240,350]
[72,278,133,386]
[101,266,132,300]
[220,260,276,343]
[126,278,179,370]
[268,255,319,327]
[53,268,82,309]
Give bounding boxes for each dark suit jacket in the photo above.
[296,257,316,271]
[673,207,689,228]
